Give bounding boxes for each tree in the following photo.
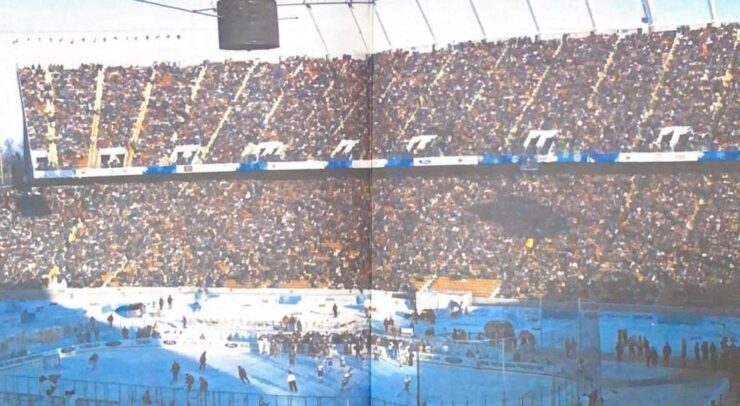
[0,141,6,185]
[1,138,21,158]
[0,138,21,186]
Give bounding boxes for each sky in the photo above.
[0,0,738,153]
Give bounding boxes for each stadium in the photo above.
[0,0,738,405]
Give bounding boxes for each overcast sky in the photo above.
[0,0,738,154]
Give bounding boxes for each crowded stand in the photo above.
[49,64,100,168]
[588,31,676,151]
[372,47,460,156]
[7,21,740,306]
[264,56,370,161]
[714,39,739,149]
[179,60,251,156]
[0,178,371,290]
[402,37,557,155]
[1,172,737,306]
[205,61,283,163]
[516,34,618,151]
[18,24,738,169]
[370,172,739,305]
[18,66,52,153]
[136,63,202,166]
[643,24,737,151]
[97,66,151,158]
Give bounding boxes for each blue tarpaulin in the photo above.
[278,296,301,305]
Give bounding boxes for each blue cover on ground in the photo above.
[278,296,301,305]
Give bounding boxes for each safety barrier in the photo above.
[31,150,740,181]
[703,378,732,406]
[0,353,44,372]
[0,374,380,406]
[0,391,66,405]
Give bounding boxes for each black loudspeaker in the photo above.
[217,0,279,51]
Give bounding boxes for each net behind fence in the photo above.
[372,300,601,405]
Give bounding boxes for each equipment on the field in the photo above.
[115,303,145,318]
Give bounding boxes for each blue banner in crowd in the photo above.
[385,157,415,168]
[700,150,740,161]
[326,159,353,169]
[32,150,739,181]
[143,165,176,175]
[479,154,517,165]
[239,162,269,171]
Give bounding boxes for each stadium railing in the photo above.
[702,377,733,406]
[474,298,740,318]
[0,369,584,405]
[30,150,740,183]
[0,374,385,406]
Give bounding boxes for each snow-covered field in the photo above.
[0,288,737,405]
[6,343,371,403]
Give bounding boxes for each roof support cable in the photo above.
[524,0,541,37]
[348,3,370,54]
[305,4,330,56]
[469,0,487,39]
[415,0,437,46]
[373,5,392,49]
[584,0,597,31]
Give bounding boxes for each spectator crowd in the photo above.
[1,171,737,306]
[370,172,738,305]
[18,24,737,169]
[612,328,738,373]
[6,23,738,306]
[0,178,371,291]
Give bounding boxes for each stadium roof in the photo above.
[0,0,738,64]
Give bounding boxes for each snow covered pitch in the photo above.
[0,288,737,405]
